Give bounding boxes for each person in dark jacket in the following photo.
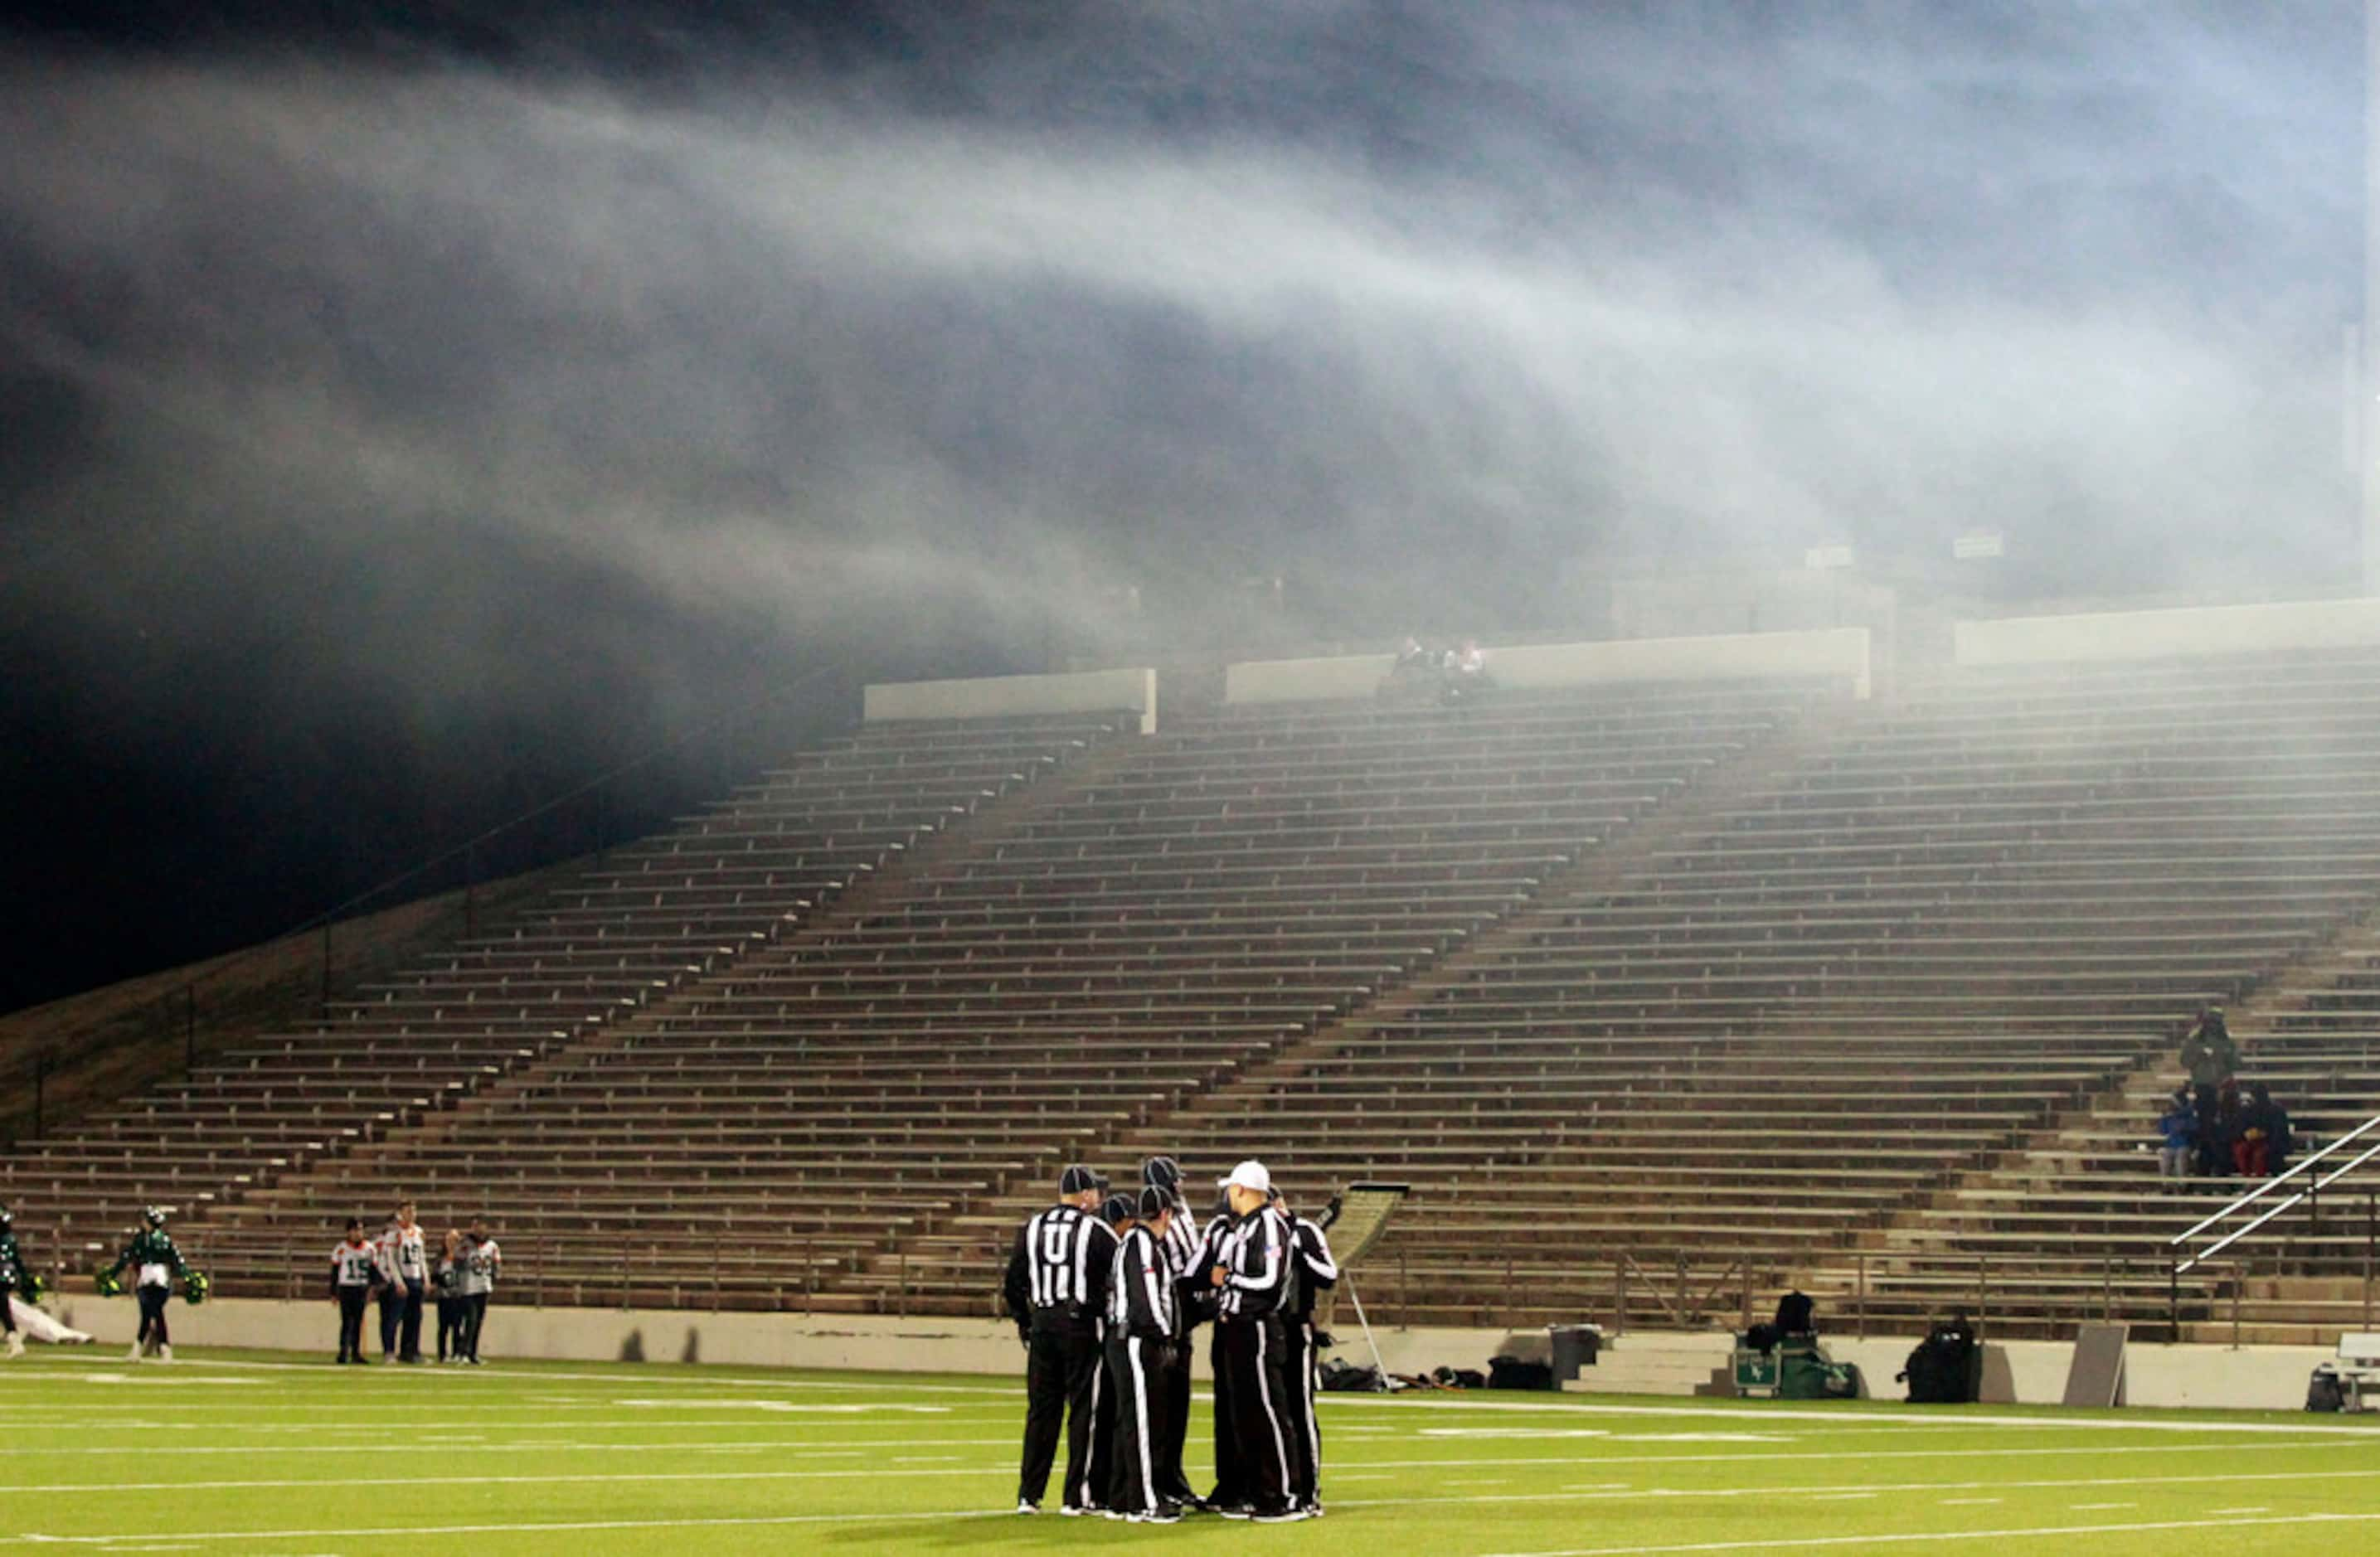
[2235,1084,2293,1178]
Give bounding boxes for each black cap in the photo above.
[1060,1165,1099,1196]
[1141,1156,1181,1191]
[1136,1186,1170,1222]
[1100,1193,1135,1227]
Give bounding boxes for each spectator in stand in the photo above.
[2180,1006,2239,1094]
[2235,1084,2293,1179]
[1440,638,1492,704]
[2155,1089,2197,1179]
[1380,638,1439,702]
[2201,1079,2246,1180]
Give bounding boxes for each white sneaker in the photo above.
[1016,1501,1037,1516]
[156,1345,172,1364]
[125,1341,143,1362]
[6,1332,22,1358]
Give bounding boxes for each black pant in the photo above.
[1090,1337,1120,1508]
[1102,1332,1173,1516]
[436,1297,463,1360]
[1282,1317,1321,1505]
[1208,1326,1241,1506]
[135,1284,171,1352]
[1217,1317,1294,1516]
[1016,1319,1102,1509]
[337,1288,370,1361]
[396,1284,424,1361]
[0,1286,14,1334]
[377,1286,405,1357]
[460,1293,489,1361]
[1154,1328,1197,1501]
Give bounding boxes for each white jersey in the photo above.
[392,1224,427,1284]
[331,1240,376,1288]
[457,1239,501,1297]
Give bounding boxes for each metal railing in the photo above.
[2172,1108,2380,1276]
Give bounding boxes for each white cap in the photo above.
[1218,1159,1271,1194]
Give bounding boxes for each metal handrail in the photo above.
[2178,1134,2380,1273]
[2169,1109,2380,1249]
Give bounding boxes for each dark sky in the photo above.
[0,0,2367,1011]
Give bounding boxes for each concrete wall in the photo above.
[1223,628,1872,706]
[43,1298,2341,1411]
[1955,597,2380,667]
[862,667,1157,734]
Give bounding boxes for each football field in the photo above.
[2,1348,2378,1554]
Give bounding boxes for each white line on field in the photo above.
[1937,1498,2001,1506]
[17,1460,2380,1502]
[1804,1493,1877,1501]
[1,1356,1020,1395]
[3,1507,1016,1545]
[2207,1506,2271,1514]
[1325,1395,2380,1436]
[1474,1511,2380,1557]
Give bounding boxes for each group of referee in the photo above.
[1003,1154,1338,1523]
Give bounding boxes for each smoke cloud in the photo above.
[0,0,2362,1005]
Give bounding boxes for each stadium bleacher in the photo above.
[1,712,1122,1282]
[15,644,2380,1346]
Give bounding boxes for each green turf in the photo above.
[2,1347,2377,1554]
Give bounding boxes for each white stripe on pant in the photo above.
[1128,1336,1157,1513]
[1300,1331,1322,1499]
[1253,1321,1292,1482]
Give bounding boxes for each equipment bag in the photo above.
[2308,1365,2347,1414]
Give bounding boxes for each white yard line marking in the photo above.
[1475,1511,2380,1557]
[17,1460,2380,1502]
[1806,1493,1877,1501]
[32,1502,2380,1552]
[1327,1395,2380,1436]
[2069,1501,2136,1511]
[3,1356,1019,1395]
[1937,1498,2001,1506]
[2207,1506,2271,1514]
[7,1465,1019,1494]
[5,1509,1017,1545]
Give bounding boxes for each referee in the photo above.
[1140,1156,1204,1507]
[1003,1165,1116,1516]
[1277,1191,1339,1515]
[1102,1186,1183,1523]
[1208,1160,1305,1522]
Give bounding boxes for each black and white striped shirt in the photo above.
[1213,1205,1296,1322]
[1155,1195,1202,1336]
[1285,1214,1339,1321]
[1010,1205,1116,1316]
[1107,1225,1178,1339]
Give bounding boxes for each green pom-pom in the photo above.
[21,1273,46,1305]
[181,1270,211,1306]
[93,1268,124,1298]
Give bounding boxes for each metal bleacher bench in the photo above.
[2336,1333,2380,1410]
